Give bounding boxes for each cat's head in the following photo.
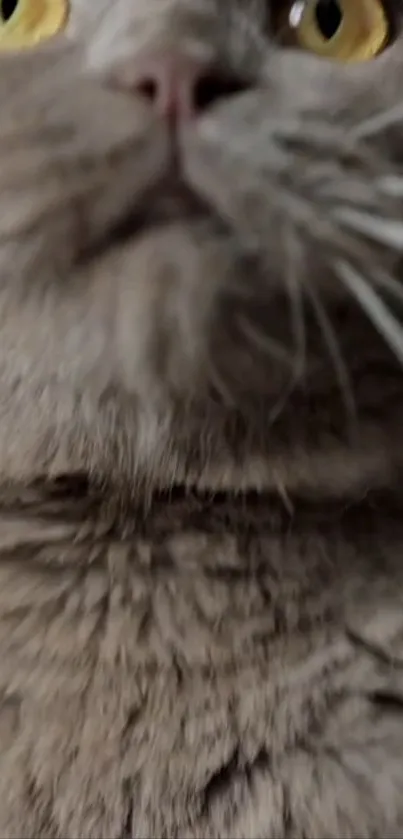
[0,0,402,496]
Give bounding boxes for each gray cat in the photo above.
[1,0,403,836]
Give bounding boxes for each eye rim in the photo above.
[0,0,69,50]
[0,0,19,24]
[274,0,393,63]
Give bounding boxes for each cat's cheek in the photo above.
[181,106,287,267]
[0,51,170,276]
[0,132,170,286]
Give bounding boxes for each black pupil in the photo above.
[315,0,343,40]
[1,0,19,22]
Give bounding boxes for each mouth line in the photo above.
[80,180,218,265]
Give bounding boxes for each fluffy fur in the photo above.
[1,0,403,835]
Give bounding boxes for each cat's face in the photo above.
[0,0,403,493]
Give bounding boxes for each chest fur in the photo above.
[0,481,403,837]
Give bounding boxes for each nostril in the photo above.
[115,52,250,119]
[193,72,249,112]
[136,77,159,103]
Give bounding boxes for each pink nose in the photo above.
[113,50,247,120]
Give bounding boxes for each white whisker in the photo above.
[333,208,403,251]
[305,282,356,426]
[371,269,403,307]
[207,360,236,407]
[284,224,306,383]
[236,314,295,367]
[377,176,403,199]
[266,225,307,425]
[353,103,403,139]
[337,261,403,365]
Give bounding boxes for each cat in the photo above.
[1,0,403,836]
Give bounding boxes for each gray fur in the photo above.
[1,0,403,836]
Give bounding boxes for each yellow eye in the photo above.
[0,0,69,51]
[283,0,390,62]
